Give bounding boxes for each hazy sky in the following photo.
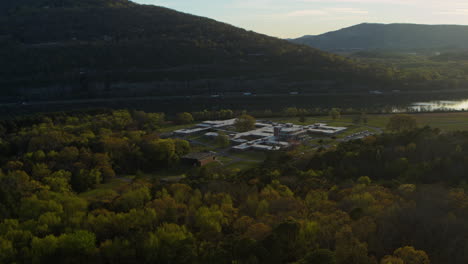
[134,0,468,38]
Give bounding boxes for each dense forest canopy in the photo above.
[1,110,468,263]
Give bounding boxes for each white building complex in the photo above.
[173,118,347,151]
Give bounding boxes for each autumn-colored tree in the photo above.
[283,107,299,117]
[380,256,404,264]
[216,132,230,148]
[4,160,23,171]
[195,206,226,238]
[112,187,152,212]
[235,115,256,132]
[132,111,165,130]
[30,235,59,263]
[58,230,97,262]
[71,169,102,192]
[387,114,417,132]
[393,246,430,264]
[0,237,15,263]
[176,112,194,125]
[301,249,336,264]
[144,223,196,263]
[243,222,271,241]
[174,139,191,157]
[357,176,372,186]
[100,238,136,263]
[329,108,341,120]
[169,184,193,204]
[335,225,373,264]
[43,170,72,193]
[32,163,51,180]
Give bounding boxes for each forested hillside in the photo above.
[0,0,134,13]
[292,23,468,52]
[0,0,393,100]
[349,50,468,82]
[1,110,468,263]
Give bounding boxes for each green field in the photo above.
[158,123,194,133]
[229,151,266,161]
[79,176,134,201]
[272,112,468,132]
[224,161,260,170]
[363,112,468,131]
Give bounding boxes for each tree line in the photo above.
[0,110,467,263]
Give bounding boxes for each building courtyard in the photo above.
[173,118,350,151]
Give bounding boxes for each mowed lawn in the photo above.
[364,112,468,131]
[271,112,468,132]
[410,112,468,131]
[79,176,134,201]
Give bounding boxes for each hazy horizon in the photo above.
[134,0,468,38]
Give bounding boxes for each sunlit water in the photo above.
[399,100,468,112]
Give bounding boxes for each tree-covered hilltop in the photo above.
[348,50,468,82]
[1,110,468,263]
[0,0,397,99]
[292,23,468,52]
[290,23,468,85]
[0,0,135,14]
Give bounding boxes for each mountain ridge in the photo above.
[292,23,468,51]
[0,1,392,100]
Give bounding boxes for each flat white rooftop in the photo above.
[252,144,280,151]
[231,138,248,143]
[306,124,347,134]
[233,126,274,139]
[174,127,210,135]
[280,127,304,133]
[232,144,251,150]
[255,122,273,127]
[201,119,237,128]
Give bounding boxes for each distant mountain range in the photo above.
[291,23,468,52]
[0,0,388,100]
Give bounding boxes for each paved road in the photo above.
[4,87,468,108]
[217,148,262,166]
[188,139,262,166]
[187,139,212,148]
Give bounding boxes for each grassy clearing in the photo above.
[158,123,195,133]
[224,161,260,171]
[80,169,191,200]
[363,112,468,131]
[217,156,234,164]
[159,112,468,137]
[271,112,468,132]
[410,112,468,131]
[229,151,266,161]
[79,176,134,200]
[191,145,218,152]
[150,168,188,179]
[189,135,216,145]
